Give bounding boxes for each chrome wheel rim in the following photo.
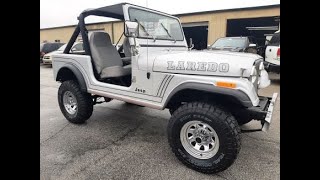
[180,120,219,159]
[63,91,78,115]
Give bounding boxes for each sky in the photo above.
[40,0,280,29]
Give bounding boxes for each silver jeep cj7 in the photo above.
[52,3,278,174]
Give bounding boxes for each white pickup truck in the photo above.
[264,30,280,73]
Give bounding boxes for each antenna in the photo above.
[146,0,150,79]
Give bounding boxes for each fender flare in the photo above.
[164,82,253,108]
[56,64,87,92]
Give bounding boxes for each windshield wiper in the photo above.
[160,23,176,42]
[135,18,152,37]
[135,18,157,41]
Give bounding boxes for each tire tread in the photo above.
[58,80,93,124]
[167,101,241,174]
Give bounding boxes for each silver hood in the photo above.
[152,50,263,77]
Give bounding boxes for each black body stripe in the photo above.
[160,75,174,97]
[157,75,169,96]
[156,75,167,96]
[159,75,172,97]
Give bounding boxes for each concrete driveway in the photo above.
[40,65,280,180]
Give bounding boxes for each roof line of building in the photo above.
[174,4,280,16]
[40,20,122,30]
[40,4,280,30]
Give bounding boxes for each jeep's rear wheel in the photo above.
[167,102,241,173]
[58,80,93,124]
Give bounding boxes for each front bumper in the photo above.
[264,61,280,73]
[246,93,278,132]
[42,59,52,64]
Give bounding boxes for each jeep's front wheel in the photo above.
[58,80,93,124]
[169,107,176,115]
[237,117,253,125]
[167,102,241,173]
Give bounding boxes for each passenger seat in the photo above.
[89,32,131,79]
[121,37,132,64]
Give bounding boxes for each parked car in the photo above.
[42,42,83,65]
[40,42,65,63]
[208,36,258,54]
[264,30,280,73]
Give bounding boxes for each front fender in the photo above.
[164,82,253,108]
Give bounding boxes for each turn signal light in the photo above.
[216,81,236,89]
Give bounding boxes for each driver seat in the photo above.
[89,32,131,79]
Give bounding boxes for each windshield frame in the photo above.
[128,7,185,42]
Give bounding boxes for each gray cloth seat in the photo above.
[122,37,132,57]
[89,32,131,79]
[101,64,131,78]
[120,37,132,64]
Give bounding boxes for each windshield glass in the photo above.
[129,8,184,41]
[57,44,67,51]
[211,38,247,48]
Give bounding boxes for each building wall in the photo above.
[40,26,75,43]
[179,6,280,44]
[40,21,125,44]
[113,22,125,44]
[40,6,279,45]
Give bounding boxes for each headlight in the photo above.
[249,60,269,90]
[259,62,264,70]
[258,70,271,88]
[249,66,258,83]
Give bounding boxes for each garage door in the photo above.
[182,22,208,50]
[226,16,279,47]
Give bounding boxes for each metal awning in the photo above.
[246,26,279,31]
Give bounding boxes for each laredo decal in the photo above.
[167,61,229,72]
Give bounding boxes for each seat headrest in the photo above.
[89,32,112,47]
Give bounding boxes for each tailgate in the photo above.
[265,46,280,65]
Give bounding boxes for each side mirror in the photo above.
[124,21,139,38]
[71,47,76,52]
[249,43,257,47]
